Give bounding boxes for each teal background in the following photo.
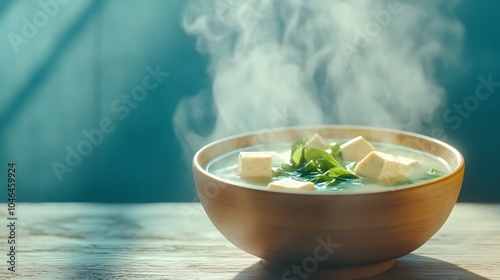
[0,0,499,202]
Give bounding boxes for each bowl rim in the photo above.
[192,125,465,195]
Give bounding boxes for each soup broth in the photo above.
[206,140,451,193]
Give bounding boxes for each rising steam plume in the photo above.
[173,0,463,157]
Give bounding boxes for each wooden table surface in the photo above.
[0,203,498,279]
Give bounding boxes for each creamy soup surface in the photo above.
[206,140,451,193]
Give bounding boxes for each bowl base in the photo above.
[261,258,396,280]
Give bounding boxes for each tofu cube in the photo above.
[397,156,421,167]
[305,133,327,149]
[340,136,375,162]
[354,151,407,185]
[267,178,315,191]
[237,152,272,180]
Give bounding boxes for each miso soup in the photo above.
[206,138,451,193]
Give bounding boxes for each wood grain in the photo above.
[0,203,498,279]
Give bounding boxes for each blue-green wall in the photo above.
[0,0,499,202]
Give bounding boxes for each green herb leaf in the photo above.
[315,158,332,173]
[310,173,332,183]
[427,168,444,177]
[273,136,359,187]
[327,167,357,179]
[291,138,306,166]
[327,142,341,157]
[299,160,319,177]
[281,163,298,172]
[304,147,343,168]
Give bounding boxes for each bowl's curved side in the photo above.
[194,166,463,265]
[192,126,464,266]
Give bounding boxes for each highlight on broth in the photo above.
[207,134,449,192]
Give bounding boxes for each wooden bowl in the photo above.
[192,125,464,279]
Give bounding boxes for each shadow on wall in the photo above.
[1,0,207,202]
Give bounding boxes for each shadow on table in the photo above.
[233,254,488,280]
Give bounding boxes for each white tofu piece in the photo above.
[267,178,315,191]
[354,151,407,185]
[396,156,421,167]
[237,152,272,180]
[340,136,375,162]
[305,133,327,149]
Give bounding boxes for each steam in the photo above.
[173,0,463,156]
